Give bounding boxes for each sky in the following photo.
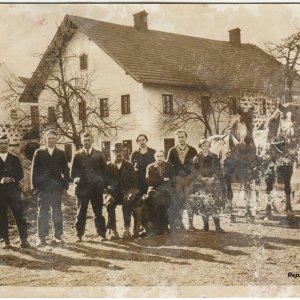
[1,3,300,78]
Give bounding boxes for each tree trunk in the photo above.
[203,115,212,137]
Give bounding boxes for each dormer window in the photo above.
[80,53,88,70]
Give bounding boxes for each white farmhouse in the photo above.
[19,11,300,161]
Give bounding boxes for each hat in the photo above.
[198,136,210,147]
[110,142,124,152]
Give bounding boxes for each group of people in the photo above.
[0,128,227,249]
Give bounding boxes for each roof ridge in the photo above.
[66,13,252,47]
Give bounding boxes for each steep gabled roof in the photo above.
[20,14,288,103]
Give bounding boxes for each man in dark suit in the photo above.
[0,134,30,249]
[31,129,70,246]
[105,142,139,239]
[71,132,108,242]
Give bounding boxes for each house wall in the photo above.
[141,83,230,151]
[238,90,278,129]
[35,30,280,159]
[37,30,145,157]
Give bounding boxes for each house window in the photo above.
[164,138,175,156]
[121,95,130,114]
[201,96,211,116]
[80,53,88,70]
[48,107,56,124]
[100,98,109,117]
[30,106,39,128]
[102,141,111,161]
[229,97,237,115]
[260,99,267,115]
[78,101,86,121]
[123,140,132,160]
[10,109,18,120]
[62,103,71,122]
[162,94,173,114]
[64,144,72,163]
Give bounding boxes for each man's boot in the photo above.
[188,213,196,231]
[264,204,272,221]
[213,217,225,233]
[123,228,131,239]
[202,216,209,231]
[111,229,120,240]
[20,239,31,249]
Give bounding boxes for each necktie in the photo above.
[87,149,90,156]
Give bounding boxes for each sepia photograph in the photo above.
[0,1,300,297]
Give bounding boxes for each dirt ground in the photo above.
[1,184,300,292]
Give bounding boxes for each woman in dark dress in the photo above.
[145,150,175,235]
[130,134,155,196]
[187,137,226,232]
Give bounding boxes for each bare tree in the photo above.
[266,30,300,103]
[158,91,231,137]
[1,51,129,149]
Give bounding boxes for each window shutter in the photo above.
[121,95,130,114]
[201,96,211,116]
[30,106,39,127]
[78,101,86,120]
[80,54,88,70]
[162,94,173,114]
[100,98,109,117]
[62,103,71,122]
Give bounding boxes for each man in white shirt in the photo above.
[0,134,30,249]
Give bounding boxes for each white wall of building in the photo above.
[36,29,280,160]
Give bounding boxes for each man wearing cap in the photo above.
[31,129,70,246]
[0,134,30,249]
[71,132,108,242]
[105,142,139,239]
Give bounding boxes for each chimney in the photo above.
[133,10,148,31]
[228,28,241,47]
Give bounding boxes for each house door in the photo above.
[164,138,175,156]
[123,140,133,160]
[64,144,73,162]
[102,141,111,161]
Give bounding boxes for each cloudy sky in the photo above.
[1,3,300,78]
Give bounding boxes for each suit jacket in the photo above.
[107,159,138,202]
[167,145,197,177]
[0,152,23,193]
[31,146,70,191]
[71,148,108,195]
[146,161,175,190]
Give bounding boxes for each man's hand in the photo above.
[206,177,215,185]
[105,194,115,206]
[73,177,80,184]
[3,177,15,184]
[163,178,170,182]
